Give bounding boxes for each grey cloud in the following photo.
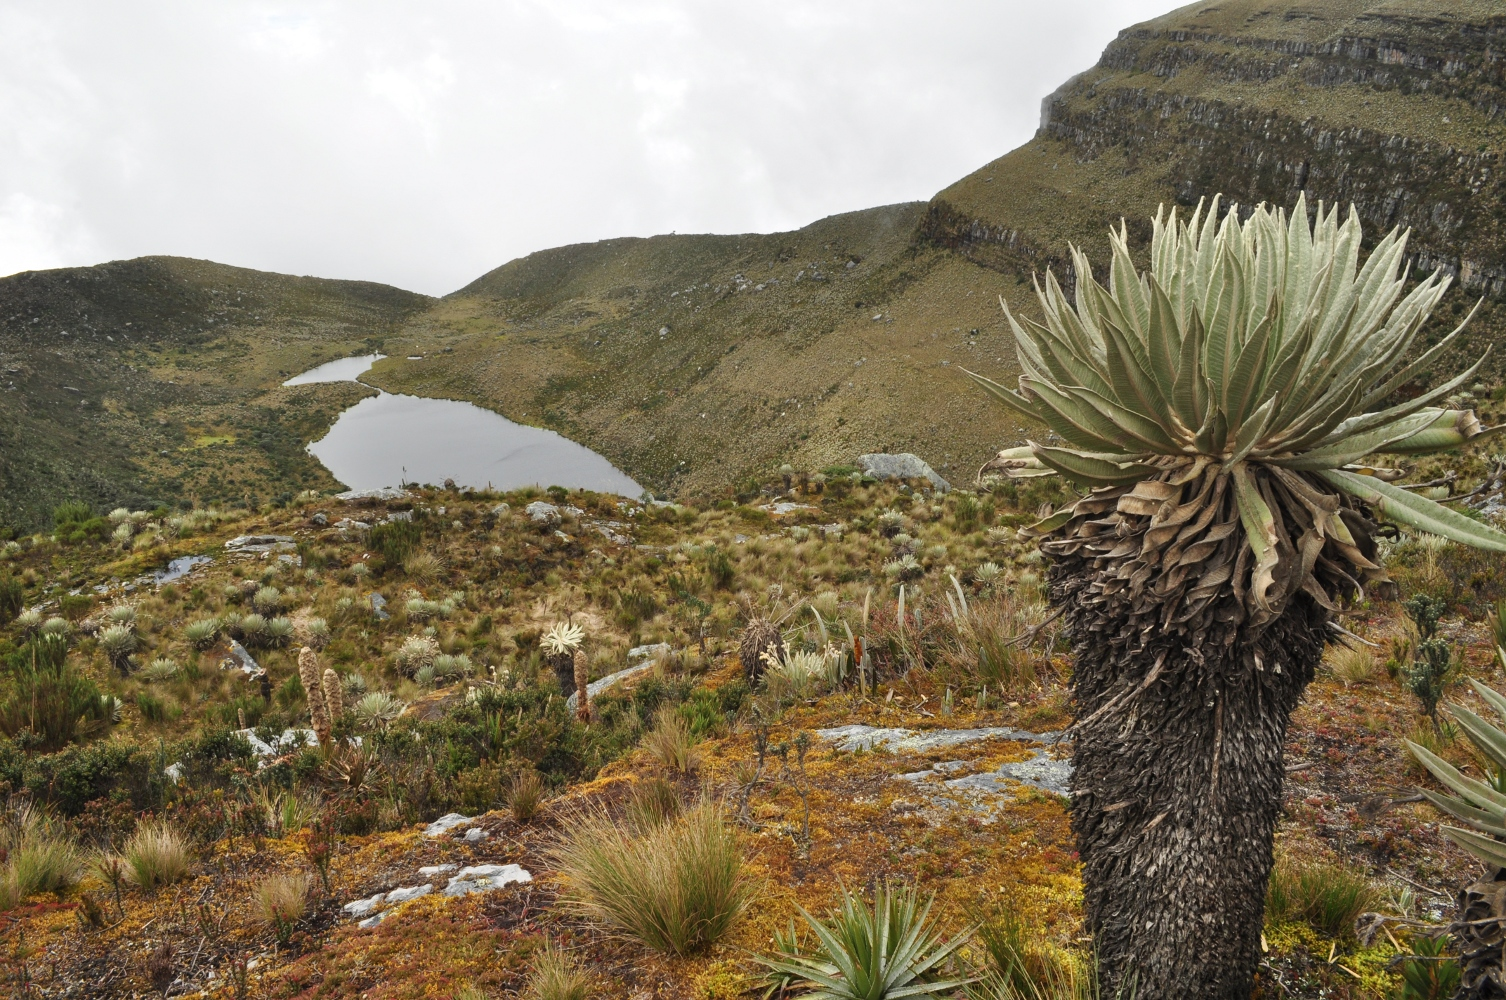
[0,0,1178,294]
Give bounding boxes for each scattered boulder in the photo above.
[336,487,409,502]
[566,660,654,713]
[224,534,296,554]
[443,864,531,897]
[815,724,1057,753]
[857,453,951,493]
[526,501,561,526]
[424,813,474,837]
[369,592,389,620]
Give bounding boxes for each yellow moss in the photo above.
[692,960,759,999]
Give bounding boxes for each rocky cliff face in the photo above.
[928,0,1506,328]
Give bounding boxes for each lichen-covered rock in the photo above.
[857,453,950,492]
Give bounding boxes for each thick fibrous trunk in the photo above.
[1053,564,1329,999]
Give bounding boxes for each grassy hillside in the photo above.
[6,0,1505,522]
[365,204,1034,500]
[0,257,432,530]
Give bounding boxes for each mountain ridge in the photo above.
[4,0,1506,528]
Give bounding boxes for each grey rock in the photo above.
[336,487,409,502]
[334,518,370,533]
[343,893,386,919]
[224,534,297,553]
[567,661,653,712]
[358,912,386,929]
[443,864,532,897]
[223,640,261,676]
[526,501,561,525]
[464,827,488,843]
[311,512,328,526]
[857,453,951,493]
[423,812,473,837]
[384,883,434,904]
[491,503,511,516]
[369,592,389,620]
[235,727,319,759]
[816,724,1056,753]
[947,750,1072,797]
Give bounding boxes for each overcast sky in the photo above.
[0,1,1179,295]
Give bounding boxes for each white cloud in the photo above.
[0,0,1181,294]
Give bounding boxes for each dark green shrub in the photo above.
[136,693,174,724]
[0,576,21,625]
[52,501,92,528]
[701,548,734,590]
[616,588,658,630]
[58,594,93,621]
[0,636,108,752]
[370,519,423,567]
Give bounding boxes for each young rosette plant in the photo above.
[541,621,585,695]
[1408,680,1506,996]
[964,194,1506,998]
[755,881,975,1000]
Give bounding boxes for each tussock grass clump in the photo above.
[552,798,750,955]
[508,770,546,824]
[1327,644,1379,687]
[642,706,699,773]
[524,941,591,1000]
[123,821,190,891]
[255,872,309,943]
[972,911,1097,1000]
[403,551,443,582]
[625,776,682,833]
[0,805,82,909]
[1266,855,1377,938]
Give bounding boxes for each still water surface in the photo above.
[283,355,643,496]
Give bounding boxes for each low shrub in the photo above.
[0,636,108,751]
[552,798,750,955]
[0,576,24,625]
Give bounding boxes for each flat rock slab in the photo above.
[857,453,951,493]
[337,487,409,502]
[224,534,297,553]
[816,724,1057,753]
[424,813,474,837]
[443,863,532,897]
[567,661,652,712]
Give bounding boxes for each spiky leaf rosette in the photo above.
[967,194,1506,627]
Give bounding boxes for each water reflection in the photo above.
[286,356,644,497]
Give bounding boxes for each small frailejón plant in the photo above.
[541,621,584,695]
[755,881,976,1000]
[965,194,1506,998]
[1402,594,1454,727]
[1407,680,1506,995]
